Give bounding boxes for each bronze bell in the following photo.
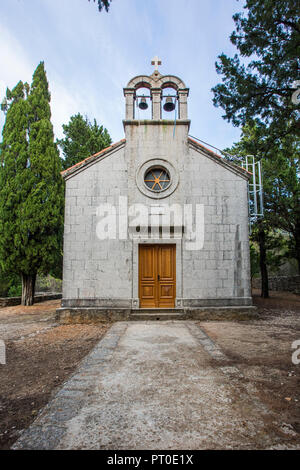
[163,96,175,112]
[138,97,148,110]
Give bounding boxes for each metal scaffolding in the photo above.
[242,155,264,222]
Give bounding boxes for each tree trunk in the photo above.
[296,244,300,275]
[21,273,36,306]
[294,224,300,275]
[258,226,269,298]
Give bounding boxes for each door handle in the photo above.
[158,274,160,281]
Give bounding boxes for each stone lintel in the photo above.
[123,119,191,129]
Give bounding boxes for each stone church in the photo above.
[58,59,253,321]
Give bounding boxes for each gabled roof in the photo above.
[61,139,126,179]
[61,135,250,181]
[188,137,251,180]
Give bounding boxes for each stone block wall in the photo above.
[63,144,132,305]
[62,122,252,308]
[252,276,300,292]
[182,144,251,305]
[0,293,62,308]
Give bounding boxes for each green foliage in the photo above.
[8,284,22,298]
[262,137,300,272]
[36,274,62,293]
[0,62,64,287]
[57,113,112,170]
[88,0,111,12]
[212,0,300,139]
[251,227,289,270]
[266,237,289,274]
[227,119,300,271]
[0,81,30,273]
[0,269,21,297]
[249,243,260,279]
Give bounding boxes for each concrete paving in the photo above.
[12,321,294,450]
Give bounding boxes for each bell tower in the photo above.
[123,58,190,214]
[123,57,190,122]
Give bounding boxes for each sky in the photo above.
[0,0,245,151]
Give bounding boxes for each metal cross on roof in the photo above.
[151,56,162,72]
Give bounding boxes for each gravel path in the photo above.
[12,321,300,450]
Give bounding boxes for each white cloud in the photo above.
[0,0,242,149]
[0,24,33,88]
[0,24,33,136]
[0,22,88,140]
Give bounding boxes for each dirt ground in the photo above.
[0,290,299,449]
[0,300,110,450]
[199,289,300,445]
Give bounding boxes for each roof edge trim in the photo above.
[61,139,126,179]
[188,137,251,180]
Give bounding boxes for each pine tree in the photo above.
[57,113,111,170]
[225,120,300,296]
[88,0,111,12]
[0,63,64,305]
[212,0,300,140]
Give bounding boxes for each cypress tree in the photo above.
[0,63,64,305]
[0,81,30,300]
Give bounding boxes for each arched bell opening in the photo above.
[124,71,189,121]
[161,86,178,120]
[134,86,152,120]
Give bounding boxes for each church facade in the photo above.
[58,63,253,321]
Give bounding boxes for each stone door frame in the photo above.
[132,238,183,308]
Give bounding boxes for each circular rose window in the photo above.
[144,167,171,192]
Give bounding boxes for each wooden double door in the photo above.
[139,244,176,308]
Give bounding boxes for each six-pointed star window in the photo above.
[144,168,171,192]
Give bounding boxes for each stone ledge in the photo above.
[56,306,258,324]
[252,275,300,293]
[183,297,253,307]
[185,306,258,321]
[123,119,191,127]
[61,297,254,308]
[56,308,131,324]
[61,298,132,308]
[0,293,62,308]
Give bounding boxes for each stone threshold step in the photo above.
[131,308,184,313]
[130,313,186,320]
